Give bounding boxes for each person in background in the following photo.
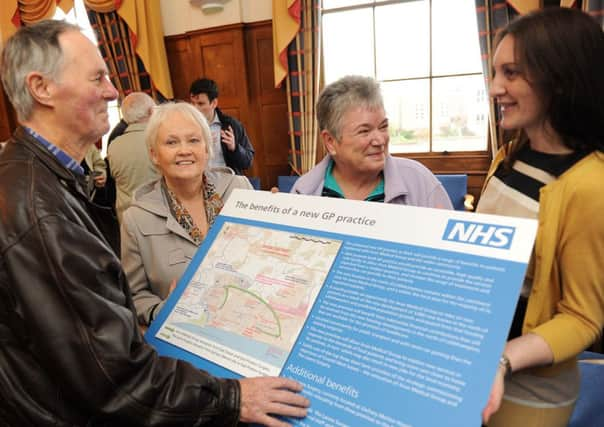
[0,19,308,426]
[107,91,159,222]
[291,75,452,208]
[479,8,604,427]
[189,77,254,174]
[82,143,107,198]
[121,102,252,327]
[102,118,129,211]
[107,117,128,144]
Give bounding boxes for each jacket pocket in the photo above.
[168,248,193,265]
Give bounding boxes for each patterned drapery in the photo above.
[274,0,322,176]
[84,0,121,13]
[583,0,604,26]
[273,0,300,88]
[475,0,518,155]
[87,9,156,100]
[0,0,172,101]
[1,0,73,46]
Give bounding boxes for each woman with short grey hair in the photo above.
[291,75,452,208]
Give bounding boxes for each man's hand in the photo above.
[93,173,106,188]
[239,377,309,427]
[221,125,236,152]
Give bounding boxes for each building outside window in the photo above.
[322,0,489,154]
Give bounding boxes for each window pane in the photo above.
[432,75,488,152]
[323,9,375,83]
[375,1,429,80]
[323,0,374,10]
[382,79,430,153]
[432,0,482,75]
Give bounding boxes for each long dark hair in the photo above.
[494,7,604,163]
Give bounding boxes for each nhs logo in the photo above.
[442,219,515,249]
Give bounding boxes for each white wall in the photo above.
[241,0,272,23]
[160,0,272,36]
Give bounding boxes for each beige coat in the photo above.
[107,123,159,223]
[83,144,106,176]
[121,168,253,325]
[483,148,604,376]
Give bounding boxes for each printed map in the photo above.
[157,221,342,376]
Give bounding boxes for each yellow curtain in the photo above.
[272,0,300,87]
[83,0,116,13]
[507,0,577,14]
[114,0,173,98]
[506,0,541,14]
[18,0,55,24]
[0,0,19,49]
[0,0,73,47]
[59,0,75,14]
[0,0,172,99]
[84,0,173,99]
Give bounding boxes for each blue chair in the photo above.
[278,175,299,193]
[247,176,261,190]
[569,351,604,427]
[277,173,473,210]
[435,174,473,211]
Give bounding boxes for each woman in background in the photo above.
[121,102,252,327]
[291,75,452,208]
[479,7,604,426]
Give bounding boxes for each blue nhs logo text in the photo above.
[442,220,515,249]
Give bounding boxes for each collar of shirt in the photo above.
[23,127,85,175]
[210,111,221,126]
[322,159,385,202]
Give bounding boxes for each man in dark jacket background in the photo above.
[0,20,307,427]
[189,78,254,174]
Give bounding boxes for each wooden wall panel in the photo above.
[244,22,290,189]
[165,38,194,101]
[200,44,237,95]
[260,104,289,164]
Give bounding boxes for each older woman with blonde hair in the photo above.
[121,102,252,327]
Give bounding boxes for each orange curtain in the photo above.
[0,0,172,99]
[282,0,322,175]
[17,0,55,24]
[507,0,582,14]
[83,0,119,13]
[1,0,73,47]
[85,0,173,99]
[506,0,541,14]
[272,0,300,88]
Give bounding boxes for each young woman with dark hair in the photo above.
[479,7,604,426]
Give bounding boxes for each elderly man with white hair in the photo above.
[107,91,160,222]
[0,19,309,426]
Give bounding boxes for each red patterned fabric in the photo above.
[87,8,161,102]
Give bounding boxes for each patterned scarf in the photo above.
[162,175,224,245]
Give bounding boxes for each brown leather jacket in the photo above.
[0,128,240,426]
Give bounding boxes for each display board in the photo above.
[146,189,537,427]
